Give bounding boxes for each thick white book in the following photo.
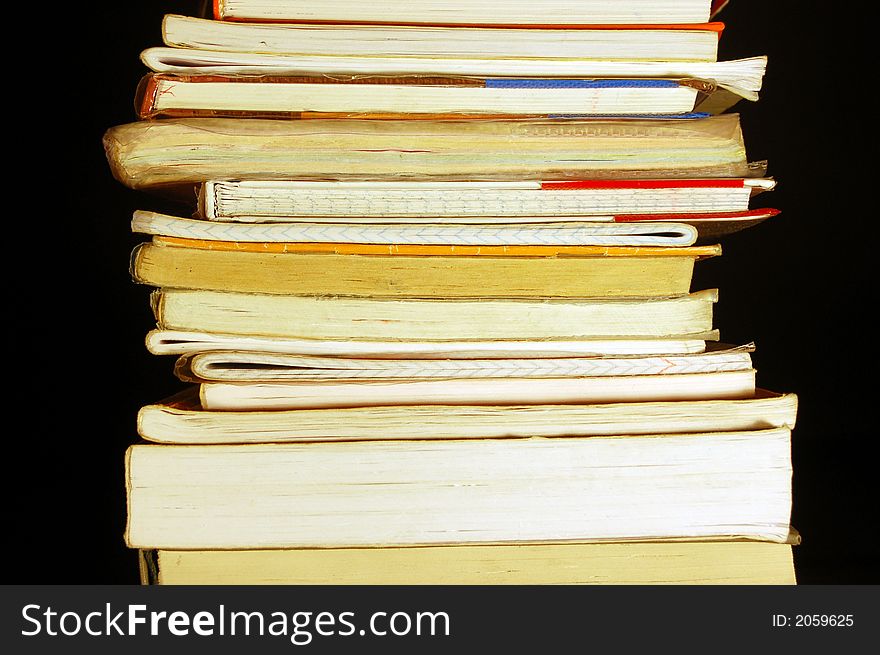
[125,428,794,548]
[162,15,722,62]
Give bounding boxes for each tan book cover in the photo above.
[104,114,750,190]
[132,242,713,298]
[144,540,797,585]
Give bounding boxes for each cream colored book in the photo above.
[162,15,721,62]
[137,388,798,444]
[177,343,753,382]
[125,428,794,549]
[144,540,797,585]
[198,369,755,410]
[201,179,775,221]
[103,115,751,190]
[145,330,713,358]
[210,0,714,25]
[152,289,718,340]
[141,51,766,101]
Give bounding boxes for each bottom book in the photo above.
[141,539,797,585]
[126,429,794,549]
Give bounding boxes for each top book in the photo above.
[211,0,720,26]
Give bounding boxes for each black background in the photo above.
[10,1,877,583]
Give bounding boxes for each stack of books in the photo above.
[105,0,799,585]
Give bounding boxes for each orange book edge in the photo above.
[151,236,721,259]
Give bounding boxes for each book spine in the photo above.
[198,183,214,219]
[134,74,161,120]
[129,242,147,283]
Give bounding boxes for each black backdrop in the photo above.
[12,1,877,583]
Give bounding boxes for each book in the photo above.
[201,179,776,220]
[137,388,798,444]
[151,288,719,340]
[145,330,715,358]
[103,115,753,190]
[132,242,717,298]
[209,0,716,26]
[199,369,756,410]
[163,15,723,62]
[137,74,716,119]
[174,343,754,382]
[131,210,700,247]
[125,428,794,548]
[142,540,797,585]
[140,50,765,102]
[135,210,776,248]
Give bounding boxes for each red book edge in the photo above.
[613,208,781,222]
[542,179,747,190]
